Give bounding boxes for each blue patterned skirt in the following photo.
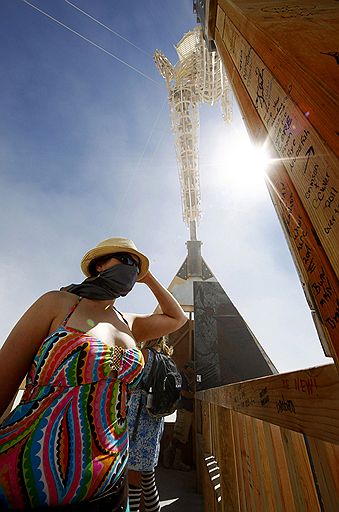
[127,350,164,471]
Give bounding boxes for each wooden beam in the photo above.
[171,325,190,349]
[219,11,339,277]
[206,0,218,41]
[196,364,339,444]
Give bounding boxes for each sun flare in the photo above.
[223,140,270,187]
[206,132,273,197]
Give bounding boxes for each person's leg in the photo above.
[171,409,193,471]
[128,470,142,512]
[172,441,190,471]
[163,408,186,469]
[141,470,161,512]
[162,441,175,468]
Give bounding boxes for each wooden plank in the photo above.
[269,424,296,511]
[169,320,192,375]
[256,419,283,511]
[196,364,339,444]
[216,5,225,39]
[251,417,281,511]
[215,27,339,369]
[202,401,213,454]
[280,429,321,510]
[211,403,218,456]
[206,0,218,41]
[196,432,205,495]
[244,416,266,511]
[216,3,339,279]
[212,406,224,511]
[170,323,190,348]
[215,407,239,511]
[305,435,339,510]
[232,411,248,510]
[237,413,257,511]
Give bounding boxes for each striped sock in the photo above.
[129,484,142,512]
[141,470,161,512]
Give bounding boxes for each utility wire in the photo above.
[64,0,151,57]
[21,0,160,86]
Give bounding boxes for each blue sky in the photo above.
[0,0,330,372]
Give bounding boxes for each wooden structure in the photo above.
[196,364,339,511]
[193,1,339,510]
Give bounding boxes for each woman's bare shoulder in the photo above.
[40,290,78,307]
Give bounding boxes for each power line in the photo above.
[64,0,151,57]
[21,0,160,86]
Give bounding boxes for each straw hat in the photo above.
[81,237,149,280]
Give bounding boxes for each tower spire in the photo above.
[154,26,232,250]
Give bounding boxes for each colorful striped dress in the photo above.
[0,305,144,509]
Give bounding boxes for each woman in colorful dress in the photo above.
[127,337,173,512]
[0,237,187,511]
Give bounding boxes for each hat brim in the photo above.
[81,245,149,281]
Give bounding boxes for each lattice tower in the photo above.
[154,26,232,239]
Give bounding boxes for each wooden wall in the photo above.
[205,0,339,367]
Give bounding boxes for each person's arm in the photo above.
[180,372,194,398]
[126,271,187,343]
[0,291,59,418]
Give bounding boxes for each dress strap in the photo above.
[61,297,83,326]
[112,305,130,328]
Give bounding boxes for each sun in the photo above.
[207,130,272,196]
[223,139,270,186]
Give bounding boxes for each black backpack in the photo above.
[142,349,182,418]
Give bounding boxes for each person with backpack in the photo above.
[127,337,180,512]
[163,361,195,471]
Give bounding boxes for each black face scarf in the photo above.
[61,264,138,300]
